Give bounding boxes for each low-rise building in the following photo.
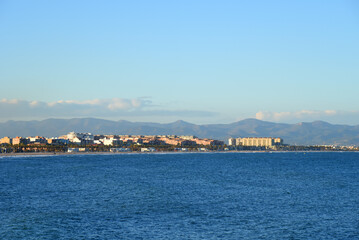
[47,138,69,145]
[174,148,189,152]
[198,148,208,152]
[0,137,12,145]
[67,147,88,153]
[66,132,94,145]
[12,137,29,145]
[141,147,156,152]
[110,148,131,152]
[194,139,224,146]
[29,136,47,144]
[103,138,123,146]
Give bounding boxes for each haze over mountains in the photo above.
[1,118,359,146]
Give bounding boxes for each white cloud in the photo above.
[255,110,325,121]
[29,101,40,107]
[324,110,336,115]
[0,98,216,122]
[0,98,151,120]
[1,98,19,104]
[46,98,146,111]
[255,110,359,124]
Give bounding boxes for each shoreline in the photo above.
[0,150,357,157]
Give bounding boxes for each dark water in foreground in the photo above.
[1,152,359,239]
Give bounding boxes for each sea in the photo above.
[1,152,359,239]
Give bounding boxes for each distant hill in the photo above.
[1,118,359,146]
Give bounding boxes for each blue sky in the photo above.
[1,0,358,124]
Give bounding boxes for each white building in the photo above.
[67,147,88,152]
[103,138,122,146]
[141,147,156,152]
[67,132,94,145]
[228,138,236,146]
[110,148,131,152]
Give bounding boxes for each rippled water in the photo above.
[1,152,359,239]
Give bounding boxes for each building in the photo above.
[110,148,131,152]
[228,138,236,146]
[12,137,29,145]
[65,132,94,145]
[67,147,88,153]
[229,137,283,147]
[0,137,12,145]
[174,148,189,152]
[180,135,197,140]
[47,138,69,145]
[103,138,123,146]
[194,138,224,146]
[29,136,47,144]
[198,148,208,152]
[141,147,156,152]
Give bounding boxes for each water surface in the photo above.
[1,152,358,239]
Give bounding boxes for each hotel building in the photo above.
[228,137,283,147]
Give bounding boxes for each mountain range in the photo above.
[1,118,359,146]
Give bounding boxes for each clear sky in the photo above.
[1,0,359,124]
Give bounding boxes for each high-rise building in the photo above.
[228,137,283,147]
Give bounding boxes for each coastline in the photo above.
[0,151,136,157]
[0,150,357,158]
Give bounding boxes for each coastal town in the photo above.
[0,132,358,154]
[1,132,223,153]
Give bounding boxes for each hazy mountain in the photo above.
[1,118,359,146]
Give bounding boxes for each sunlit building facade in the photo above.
[229,137,283,147]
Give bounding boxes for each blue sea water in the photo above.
[1,152,359,239]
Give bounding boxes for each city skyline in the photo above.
[1,0,358,124]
